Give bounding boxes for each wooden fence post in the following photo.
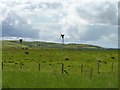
[89,67,93,79]
[2,62,3,70]
[97,62,100,74]
[39,63,40,71]
[61,63,64,74]
[81,64,83,74]
[112,61,114,71]
[20,62,22,69]
[61,63,68,74]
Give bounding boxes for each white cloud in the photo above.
[0,0,119,3]
[1,0,118,48]
[86,33,118,48]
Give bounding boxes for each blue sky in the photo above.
[0,0,119,48]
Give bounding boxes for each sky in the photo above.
[0,0,119,48]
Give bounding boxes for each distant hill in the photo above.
[2,40,105,49]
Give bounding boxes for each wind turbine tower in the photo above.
[61,33,65,44]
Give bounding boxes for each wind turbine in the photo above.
[60,33,65,44]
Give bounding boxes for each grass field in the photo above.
[2,40,118,88]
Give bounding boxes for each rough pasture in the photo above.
[2,41,118,88]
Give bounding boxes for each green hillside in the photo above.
[2,40,118,88]
[2,40,104,49]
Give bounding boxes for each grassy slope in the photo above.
[2,40,104,49]
[2,40,118,88]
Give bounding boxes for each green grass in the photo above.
[2,71,118,88]
[2,40,118,88]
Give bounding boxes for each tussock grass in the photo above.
[2,41,118,88]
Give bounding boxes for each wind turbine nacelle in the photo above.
[61,34,65,38]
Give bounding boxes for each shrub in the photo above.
[25,52,29,54]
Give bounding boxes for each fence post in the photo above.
[81,64,83,74]
[20,62,22,69]
[2,62,3,70]
[61,63,64,74]
[97,62,100,74]
[112,61,114,71]
[61,63,68,74]
[39,63,40,71]
[89,67,93,79]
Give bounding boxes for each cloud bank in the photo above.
[0,0,118,48]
